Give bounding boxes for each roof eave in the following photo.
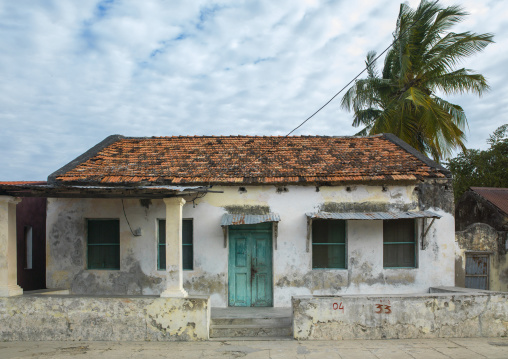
[47,134,125,185]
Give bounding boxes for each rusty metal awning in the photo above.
[221,213,281,226]
[221,213,281,249]
[305,210,441,220]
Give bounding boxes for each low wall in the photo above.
[293,289,508,340]
[0,295,210,341]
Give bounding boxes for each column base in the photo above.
[160,288,188,298]
[0,284,23,297]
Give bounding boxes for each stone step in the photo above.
[209,324,292,338]
[211,317,292,326]
[209,336,294,341]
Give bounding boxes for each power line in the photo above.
[207,1,438,184]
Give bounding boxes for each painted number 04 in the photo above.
[332,302,344,313]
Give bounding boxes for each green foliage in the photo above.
[341,0,494,161]
[447,124,508,200]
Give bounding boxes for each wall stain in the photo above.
[70,251,162,295]
[48,209,85,269]
[184,274,226,297]
[223,205,270,215]
[319,201,415,213]
[350,261,385,286]
[384,272,416,285]
[417,179,454,214]
[275,271,347,292]
[139,199,152,209]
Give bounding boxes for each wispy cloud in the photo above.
[0,0,505,180]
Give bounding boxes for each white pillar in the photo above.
[160,197,188,298]
[0,196,23,297]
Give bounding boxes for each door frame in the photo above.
[227,223,274,307]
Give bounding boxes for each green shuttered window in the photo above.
[383,219,416,268]
[158,219,193,271]
[312,220,346,269]
[87,219,120,270]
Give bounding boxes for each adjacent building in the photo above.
[455,187,508,291]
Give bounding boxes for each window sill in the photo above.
[312,268,347,270]
[86,268,121,271]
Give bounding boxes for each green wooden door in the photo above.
[228,224,273,307]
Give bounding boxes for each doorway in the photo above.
[228,223,273,307]
[465,253,489,290]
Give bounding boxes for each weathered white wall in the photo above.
[0,295,210,341]
[292,291,508,340]
[46,183,455,307]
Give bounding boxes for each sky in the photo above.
[0,0,506,180]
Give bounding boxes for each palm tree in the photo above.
[341,0,494,160]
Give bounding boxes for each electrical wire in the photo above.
[121,199,137,236]
[207,1,438,184]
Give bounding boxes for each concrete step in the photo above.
[211,317,292,326]
[209,307,293,340]
[209,324,292,338]
[209,336,294,341]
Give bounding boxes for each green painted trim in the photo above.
[86,219,120,270]
[382,219,417,268]
[312,243,346,245]
[383,242,415,245]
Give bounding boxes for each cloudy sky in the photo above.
[0,0,506,180]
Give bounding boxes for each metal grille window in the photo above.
[383,219,416,268]
[87,219,120,270]
[158,219,193,271]
[312,220,346,269]
[465,254,489,290]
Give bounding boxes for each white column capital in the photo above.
[0,196,21,205]
[163,197,186,207]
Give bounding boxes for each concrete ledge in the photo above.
[292,293,508,340]
[0,295,210,341]
[23,289,71,295]
[430,286,508,295]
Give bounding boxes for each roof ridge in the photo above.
[119,134,384,140]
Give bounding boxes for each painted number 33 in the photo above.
[375,304,391,314]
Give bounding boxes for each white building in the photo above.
[1,134,455,307]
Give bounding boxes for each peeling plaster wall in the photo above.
[455,223,508,292]
[292,292,508,340]
[0,295,210,341]
[46,182,455,307]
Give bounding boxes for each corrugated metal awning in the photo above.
[221,213,281,226]
[305,210,441,220]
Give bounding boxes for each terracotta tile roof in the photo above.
[52,134,448,185]
[471,187,508,215]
